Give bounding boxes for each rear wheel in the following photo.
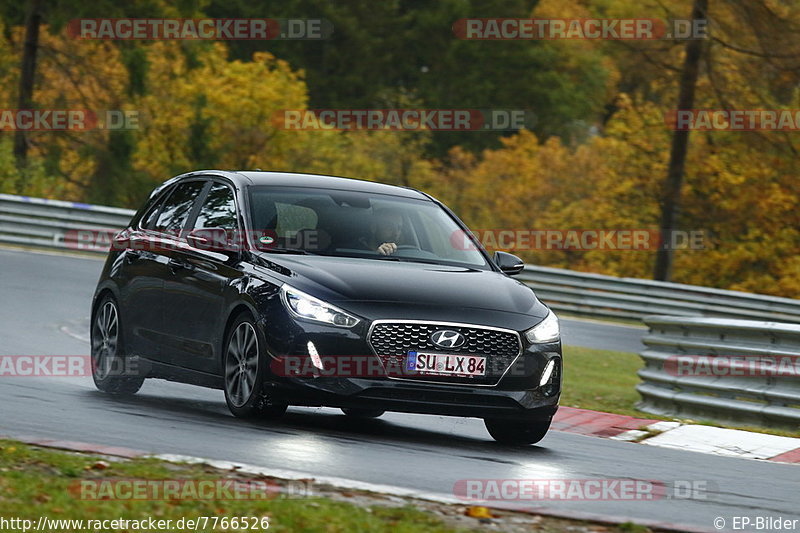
[484,417,551,445]
[91,296,144,395]
[341,408,385,419]
[223,313,286,419]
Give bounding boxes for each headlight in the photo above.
[281,284,360,328]
[524,310,559,343]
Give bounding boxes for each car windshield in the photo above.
[248,186,489,269]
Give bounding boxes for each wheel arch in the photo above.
[220,300,262,365]
[91,284,120,323]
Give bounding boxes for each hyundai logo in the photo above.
[430,329,466,348]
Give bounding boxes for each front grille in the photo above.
[368,321,522,386]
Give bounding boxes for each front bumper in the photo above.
[265,375,559,420]
[261,305,562,420]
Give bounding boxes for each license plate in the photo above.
[406,351,486,377]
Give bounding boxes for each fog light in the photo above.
[540,358,561,398]
[539,359,556,387]
[307,341,323,370]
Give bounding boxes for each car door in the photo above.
[117,188,173,360]
[160,180,245,374]
[126,179,209,364]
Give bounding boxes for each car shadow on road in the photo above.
[277,408,557,457]
[83,388,558,459]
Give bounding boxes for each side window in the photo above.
[140,190,170,230]
[154,181,206,233]
[193,183,238,230]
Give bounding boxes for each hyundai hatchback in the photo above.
[91,171,561,444]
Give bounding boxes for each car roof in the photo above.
[162,170,430,200]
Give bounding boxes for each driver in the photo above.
[359,209,404,255]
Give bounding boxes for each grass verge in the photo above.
[0,439,659,533]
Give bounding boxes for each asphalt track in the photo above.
[0,248,797,532]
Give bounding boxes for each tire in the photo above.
[341,408,385,419]
[91,296,144,395]
[484,417,551,445]
[223,313,287,419]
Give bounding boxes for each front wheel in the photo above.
[223,313,286,419]
[91,296,144,395]
[484,417,551,445]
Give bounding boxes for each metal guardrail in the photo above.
[636,315,800,428]
[0,193,134,252]
[517,266,800,323]
[1,193,799,323]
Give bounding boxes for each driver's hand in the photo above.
[377,242,397,255]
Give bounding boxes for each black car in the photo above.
[91,170,561,444]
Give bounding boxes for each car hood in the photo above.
[255,253,549,325]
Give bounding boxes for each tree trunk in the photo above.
[13,0,43,168]
[653,0,708,281]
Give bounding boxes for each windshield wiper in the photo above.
[321,252,483,269]
[374,256,450,266]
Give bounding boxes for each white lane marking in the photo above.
[611,422,681,442]
[610,430,649,442]
[60,325,90,344]
[641,424,800,460]
[152,453,462,503]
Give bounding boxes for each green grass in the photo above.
[561,346,648,417]
[561,345,800,438]
[0,441,465,533]
[0,440,655,533]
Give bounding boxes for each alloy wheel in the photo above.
[92,301,118,380]
[225,322,259,408]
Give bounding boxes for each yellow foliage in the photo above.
[132,43,309,179]
[0,13,798,297]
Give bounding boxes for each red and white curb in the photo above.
[553,406,800,464]
[1,433,718,533]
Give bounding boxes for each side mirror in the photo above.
[186,228,239,259]
[494,251,524,275]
